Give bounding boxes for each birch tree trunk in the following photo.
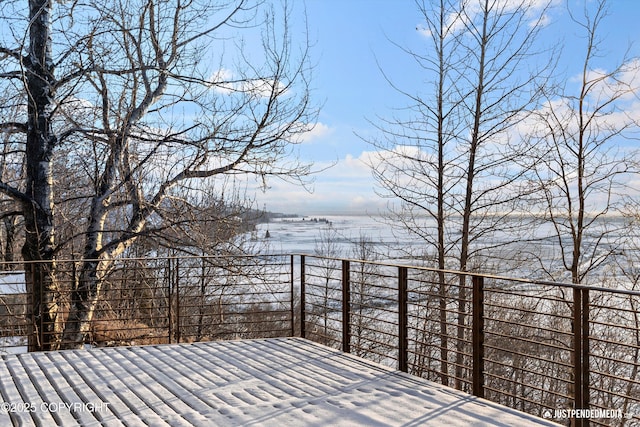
[22,0,59,351]
[56,0,314,349]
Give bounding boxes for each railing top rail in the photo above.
[0,253,291,267]
[2,252,639,297]
[295,253,640,297]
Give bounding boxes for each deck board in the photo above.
[0,337,559,426]
[0,357,38,426]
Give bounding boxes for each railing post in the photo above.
[300,255,306,339]
[583,288,590,414]
[175,257,181,344]
[26,263,36,352]
[398,266,408,373]
[342,260,351,353]
[472,275,485,398]
[573,287,590,427]
[290,255,295,337]
[167,257,173,344]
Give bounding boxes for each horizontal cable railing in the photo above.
[0,255,294,352]
[299,254,640,427]
[1,253,639,426]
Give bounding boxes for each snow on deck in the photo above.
[0,337,558,426]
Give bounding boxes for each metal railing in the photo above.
[299,255,640,427]
[1,253,639,426]
[0,255,295,352]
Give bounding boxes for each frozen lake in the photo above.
[254,213,630,283]
[255,215,402,255]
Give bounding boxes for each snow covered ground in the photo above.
[0,271,25,295]
[0,336,26,355]
[0,271,27,355]
[0,337,558,426]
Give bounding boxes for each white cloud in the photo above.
[418,0,558,39]
[416,26,431,38]
[514,55,640,144]
[531,12,551,29]
[255,151,387,214]
[296,122,334,144]
[256,145,459,214]
[580,60,640,104]
[208,68,234,94]
[209,68,286,98]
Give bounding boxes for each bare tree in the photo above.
[610,241,640,422]
[0,128,23,269]
[520,0,640,415]
[526,0,640,285]
[366,0,462,384]
[367,0,553,390]
[348,233,385,359]
[0,0,316,350]
[0,0,62,350]
[309,224,342,345]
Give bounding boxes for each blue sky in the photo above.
[256,0,640,215]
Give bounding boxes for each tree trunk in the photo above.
[23,0,59,351]
[435,0,449,388]
[60,259,104,349]
[2,215,18,269]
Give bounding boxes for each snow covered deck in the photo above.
[0,337,558,426]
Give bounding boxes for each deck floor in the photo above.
[0,337,558,426]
